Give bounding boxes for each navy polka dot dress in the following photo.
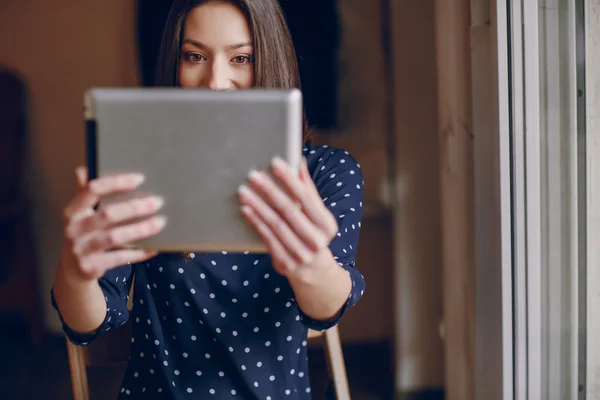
[52,145,365,399]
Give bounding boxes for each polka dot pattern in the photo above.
[51,145,365,399]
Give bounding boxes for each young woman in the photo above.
[51,0,365,398]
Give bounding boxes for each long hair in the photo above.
[154,0,311,259]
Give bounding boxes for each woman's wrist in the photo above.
[285,248,340,286]
[57,242,96,286]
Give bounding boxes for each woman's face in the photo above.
[178,2,254,90]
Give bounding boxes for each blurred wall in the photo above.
[0,0,140,333]
[315,0,395,344]
[317,0,444,390]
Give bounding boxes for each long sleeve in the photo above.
[50,263,135,346]
[298,146,365,330]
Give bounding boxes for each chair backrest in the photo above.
[66,324,351,400]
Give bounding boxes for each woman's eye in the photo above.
[184,53,205,63]
[232,55,253,64]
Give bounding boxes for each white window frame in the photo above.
[488,0,584,399]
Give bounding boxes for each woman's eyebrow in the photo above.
[182,38,253,51]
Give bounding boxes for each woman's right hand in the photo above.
[61,166,166,281]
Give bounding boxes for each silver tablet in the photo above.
[84,88,303,253]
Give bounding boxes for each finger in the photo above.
[88,173,146,196]
[74,215,166,256]
[299,156,311,182]
[298,157,318,193]
[271,157,338,239]
[79,248,157,279]
[245,169,328,251]
[75,166,88,189]
[64,173,145,220]
[241,205,296,275]
[64,191,100,222]
[63,167,93,222]
[238,184,313,264]
[71,166,92,218]
[66,195,164,240]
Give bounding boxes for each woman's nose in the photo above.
[206,61,231,90]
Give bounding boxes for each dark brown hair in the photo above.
[155,0,311,259]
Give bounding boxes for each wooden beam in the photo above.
[389,0,444,392]
[434,0,476,399]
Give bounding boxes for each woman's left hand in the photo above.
[238,157,339,279]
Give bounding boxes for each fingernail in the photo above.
[238,184,251,195]
[154,215,167,229]
[240,205,252,214]
[132,174,145,185]
[150,196,165,209]
[272,157,286,169]
[248,169,261,181]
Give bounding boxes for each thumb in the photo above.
[299,157,310,182]
[75,166,88,189]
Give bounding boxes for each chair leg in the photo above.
[66,338,91,400]
[324,326,351,400]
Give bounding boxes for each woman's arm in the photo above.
[286,248,352,321]
[51,166,163,344]
[52,243,110,335]
[239,148,365,328]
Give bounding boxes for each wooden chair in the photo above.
[66,318,351,399]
